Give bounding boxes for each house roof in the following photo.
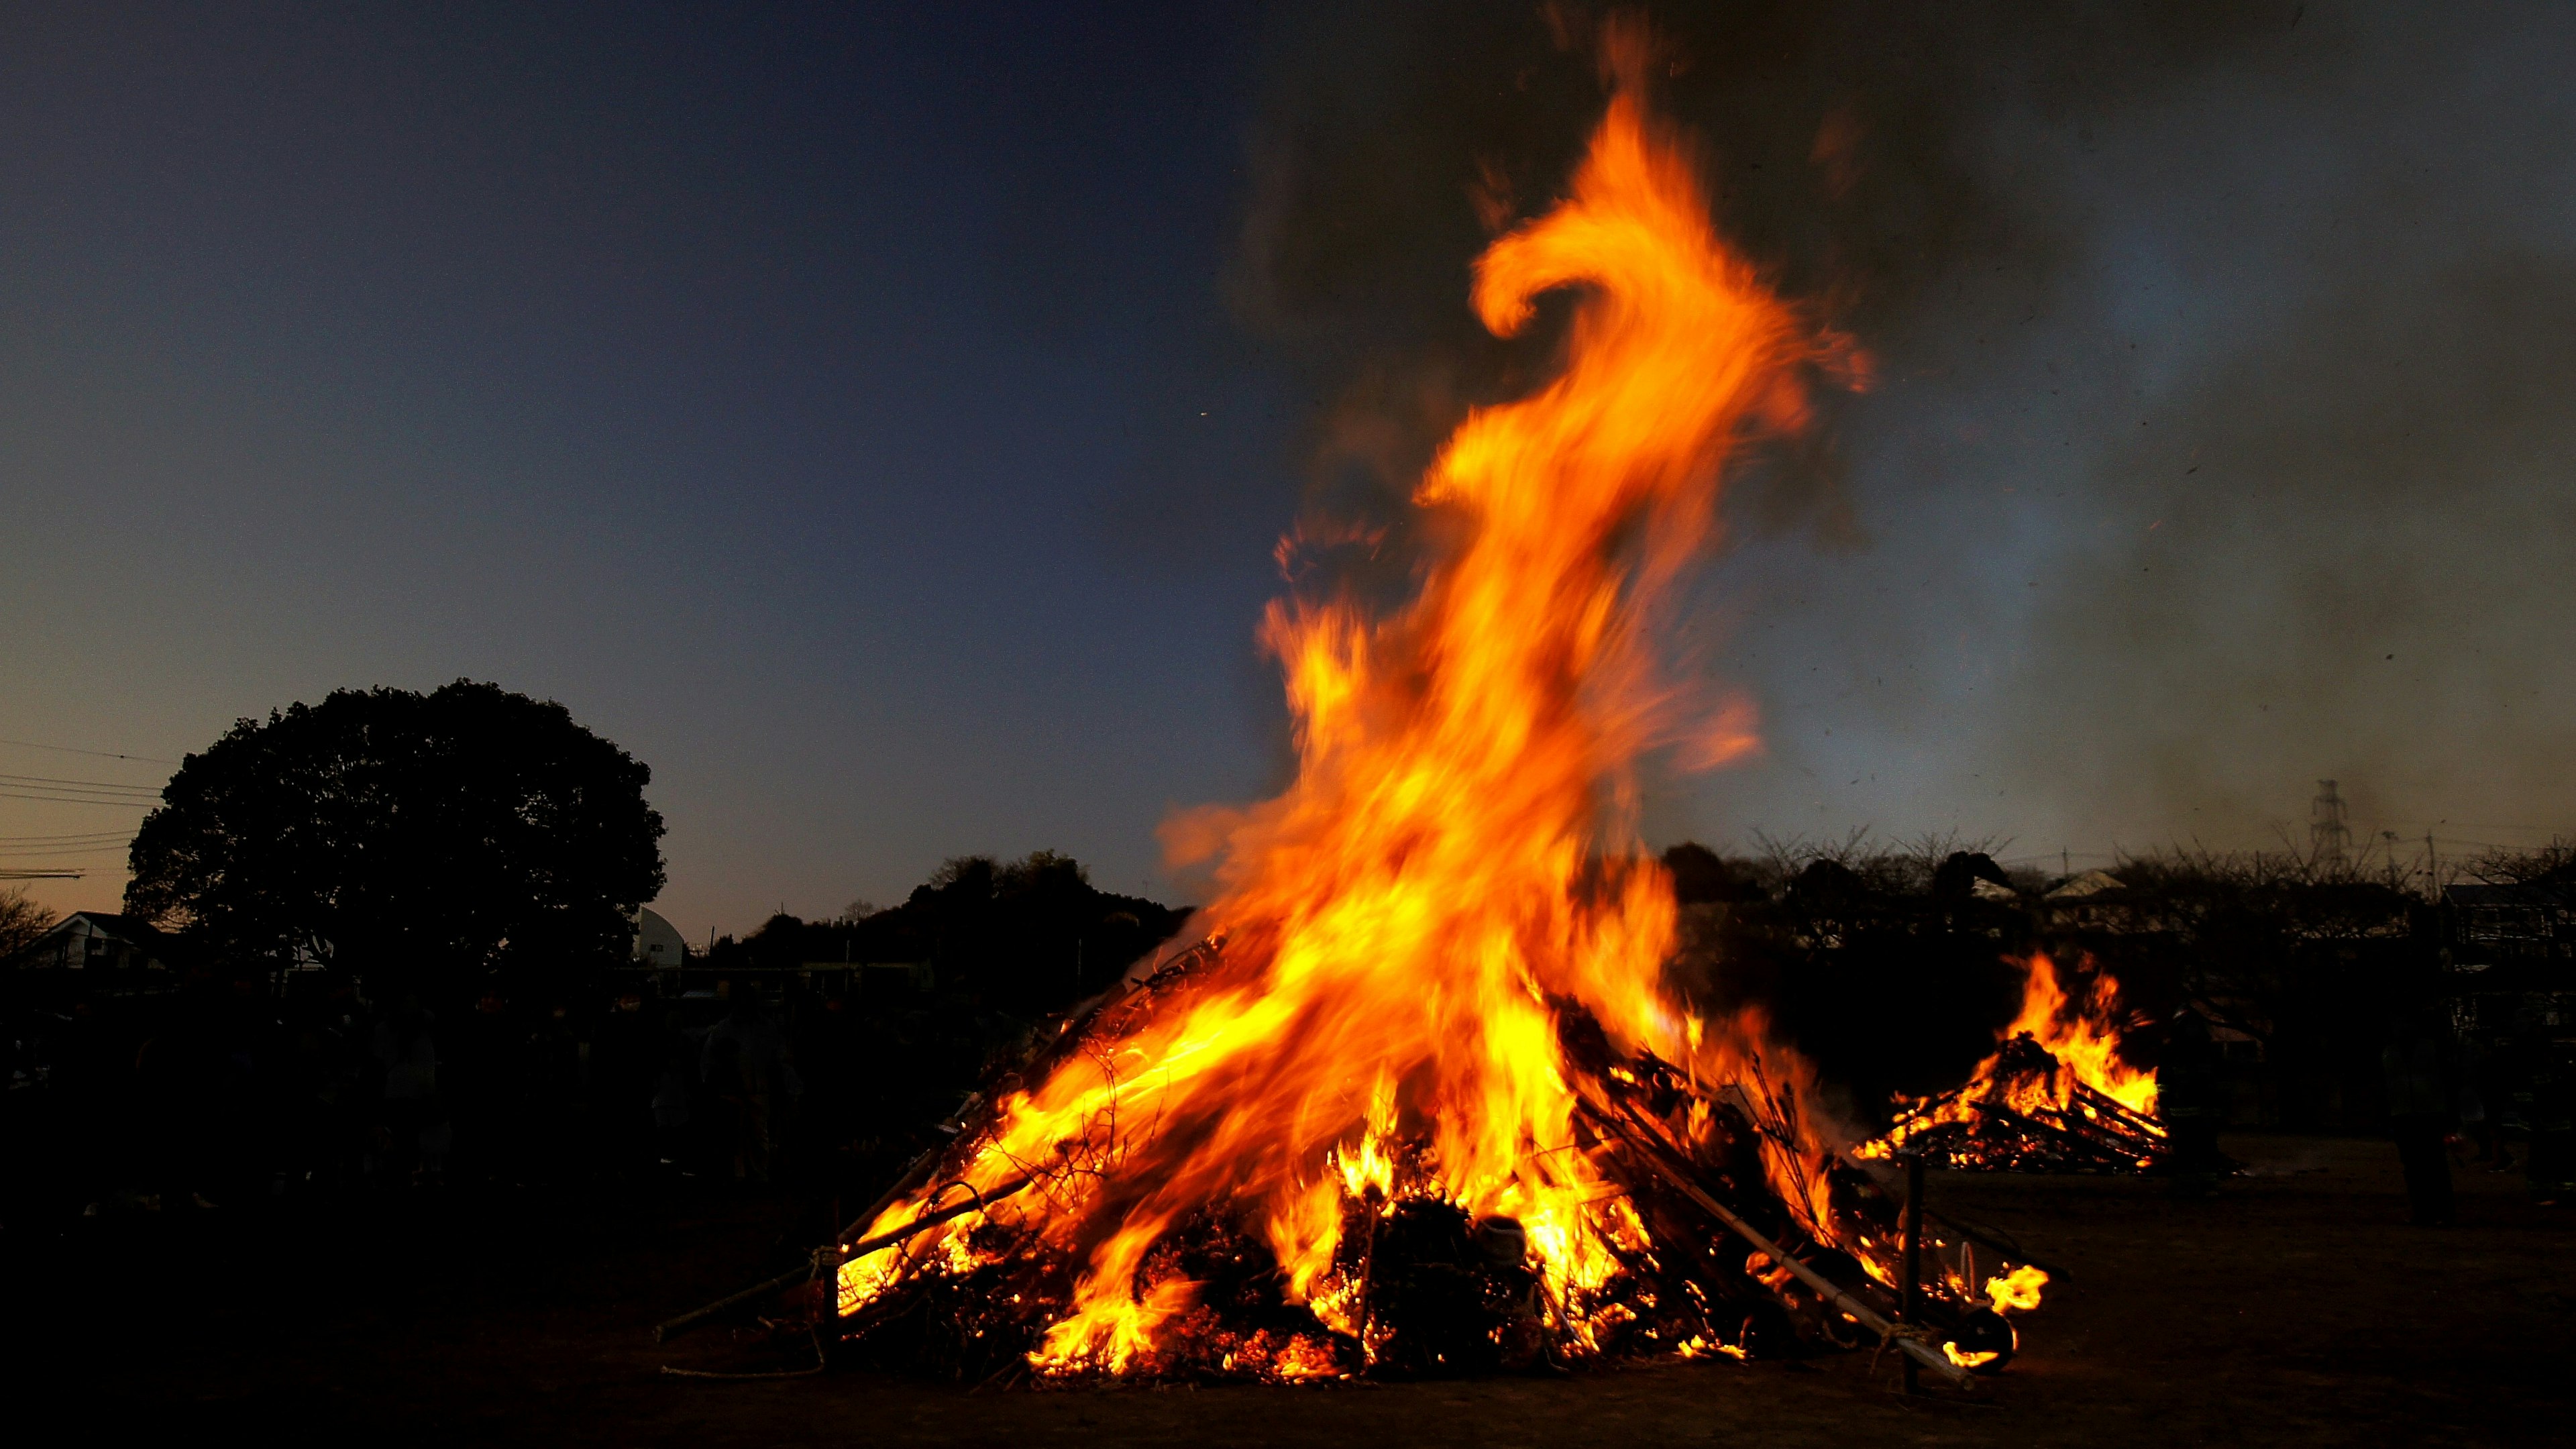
[2047,869,2129,901]
[58,910,170,941]
[11,910,175,960]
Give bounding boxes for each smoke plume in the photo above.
[1228,2,2576,857]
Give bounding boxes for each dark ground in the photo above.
[10,1135,2566,1447]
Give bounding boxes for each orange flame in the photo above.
[841,39,1864,1376]
[1857,951,2159,1179]
[2002,951,2158,1118]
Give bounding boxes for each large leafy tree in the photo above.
[127,681,665,988]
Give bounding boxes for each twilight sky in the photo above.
[7,3,2574,939]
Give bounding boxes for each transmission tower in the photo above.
[2310,779,2351,869]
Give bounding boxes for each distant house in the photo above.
[2443,881,2576,969]
[9,911,176,977]
[631,906,689,968]
[2047,869,2129,901]
[2045,869,2142,932]
[2440,879,2576,1035]
[852,960,934,1000]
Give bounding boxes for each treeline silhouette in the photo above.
[13,826,2567,1232]
[705,850,1188,1018]
[2,851,1188,1229]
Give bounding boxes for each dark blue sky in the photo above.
[3,3,1313,932]
[8,4,2575,936]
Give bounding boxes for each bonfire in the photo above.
[721,30,2051,1389]
[1857,953,2171,1173]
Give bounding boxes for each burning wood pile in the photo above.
[811,944,2045,1387]
[671,33,2058,1391]
[1857,953,2173,1173]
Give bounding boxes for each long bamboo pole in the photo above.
[1900,1151,1925,1395]
[655,1174,1035,1344]
[1579,1097,1978,1391]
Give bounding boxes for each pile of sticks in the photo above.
[1886,1036,2171,1173]
[651,950,2021,1389]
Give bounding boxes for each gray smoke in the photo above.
[1228,1,2576,859]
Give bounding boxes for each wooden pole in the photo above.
[1925,1207,2067,1279]
[839,1174,1032,1262]
[1900,1151,1924,1395]
[833,1146,941,1247]
[1354,1194,1381,1367]
[1579,1097,1977,1389]
[656,1173,1033,1343]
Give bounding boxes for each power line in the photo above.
[2429,835,2564,853]
[0,830,137,843]
[0,773,163,794]
[0,790,155,808]
[0,737,177,765]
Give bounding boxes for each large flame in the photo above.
[842,49,1876,1375]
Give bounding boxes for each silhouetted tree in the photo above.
[0,886,54,959]
[125,680,665,991]
[1661,843,1760,904]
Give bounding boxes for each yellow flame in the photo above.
[1986,1264,2049,1314]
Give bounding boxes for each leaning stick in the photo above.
[834,1146,942,1247]
[1579,1097,1977,1391]
[839,1173,1034,1262]
[1923,1208,2068,1281]
[1970,1100,2131,1168]
[2068,1084,2168,1145]
[655,1175,1035,1344]
[655,1256,833,1345]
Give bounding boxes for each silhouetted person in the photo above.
[525,1003,586,1183]
[649,1008,698,1175]
[593,991,659,1181]
[133,981,235,1211]
[703,982,796,1184]
[453,992,517,1184]
[2157,1010,2226,1197]
[372,996,445,1187]
[51,1001,119,1213]
[2528,1036,2576,1206]
[276,1018,339,1192]
[2458,1033,2513,1171]
[794,989,866,1180]
[2382,1008,2457,1226]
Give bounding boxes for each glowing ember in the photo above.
[831,32,2043,1383]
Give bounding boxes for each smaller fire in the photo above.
[1857,953,2169,1172]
